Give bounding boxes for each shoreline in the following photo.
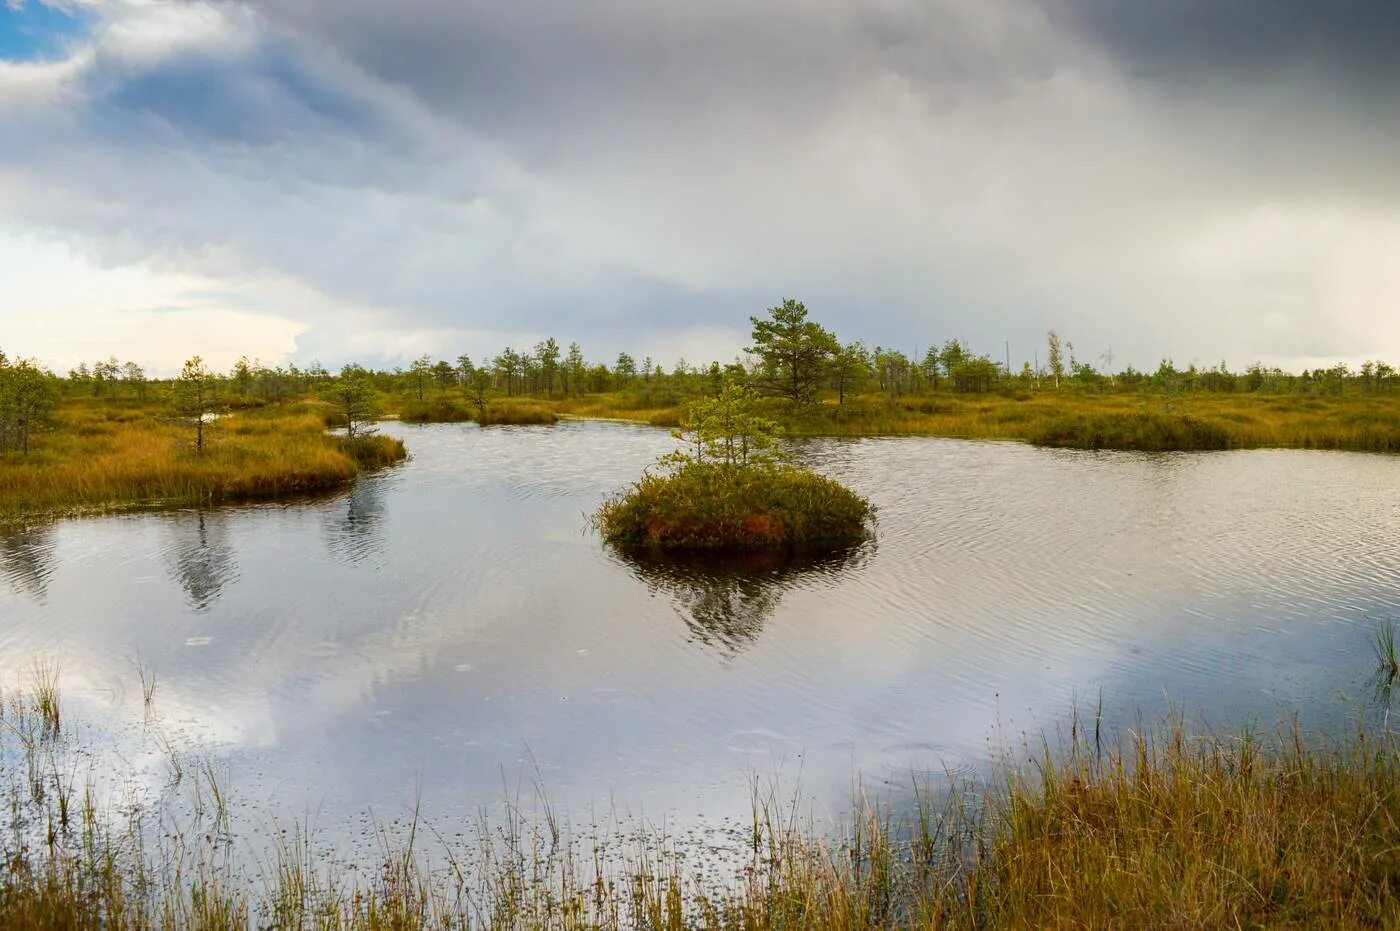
[0,398,407,524]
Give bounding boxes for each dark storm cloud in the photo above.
[3,0,1398,370]
[103,41,389,147]
[1065,0,1400,86]
[238,1,1064,162]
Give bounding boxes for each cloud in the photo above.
[1065,0,1400,87]
[1,0,1398,372]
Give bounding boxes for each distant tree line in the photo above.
[38,307,1400,409]
[343,302,1399,405]
[5,298,1396,457]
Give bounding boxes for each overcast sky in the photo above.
[2,0,1398,375]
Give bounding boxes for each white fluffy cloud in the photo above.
[1,0,1397,373]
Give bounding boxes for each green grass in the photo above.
[595,461,874,549]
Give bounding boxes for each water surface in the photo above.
[1,420,1397,844]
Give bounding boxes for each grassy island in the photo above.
[474,398,559,426]
[595,385,873,550]
[0,395,405,522]
[398,396,558,425]
[597,460,872,549]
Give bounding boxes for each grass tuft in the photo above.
[1374,618,1400,679]
[28,659,60,735]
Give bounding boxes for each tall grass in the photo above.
[0,398,406,521]
[475,398,559,426]
[398,397,476,424]
[28,658,60,735]
[2,671,1399,928]
[1375,619,1400,679]
[391,396,559,425]
[1026,409,1233,451]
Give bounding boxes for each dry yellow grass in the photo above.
[556,389,1400,451]
[0,397,406,521]
[3,689,1398,929]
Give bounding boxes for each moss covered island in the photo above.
[595,384,873,550]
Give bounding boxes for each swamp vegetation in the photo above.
[0,396,405,522]
[5,296,1397,518]
[3,663,1400,929]
[1,301,1398,926]
[594,385,873,550]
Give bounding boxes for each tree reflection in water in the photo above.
[0,524,57,601]
[616,545,870,656]
[162,510,238,611]
[322,474,387,565]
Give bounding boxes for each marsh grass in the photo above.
[475,399,559,426]
[0,661,1399,928]
[399,397,477,424]
[595,462,874,549]
[558,389,1400,451]
[134,654,158,713]
[1374,619,1400,680]
[3,696,1400,927]
[391,396,559,425]
[1026,409,1233,451]
[28,658,61,736]
[0,398,406,521]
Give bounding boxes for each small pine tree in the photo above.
[322,366,380,440]
[174,356,218,454]
[665,383,784,470]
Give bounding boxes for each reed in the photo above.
[28,658,60,735]
[1374,619,1400,679]
[0,398,406,521]
[1,663,1398,929]
[135,654,158,712]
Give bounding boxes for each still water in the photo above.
[1,420,1398,842]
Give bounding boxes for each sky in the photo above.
[1,0,1398,376]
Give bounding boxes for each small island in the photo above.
[594,384,873,550]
